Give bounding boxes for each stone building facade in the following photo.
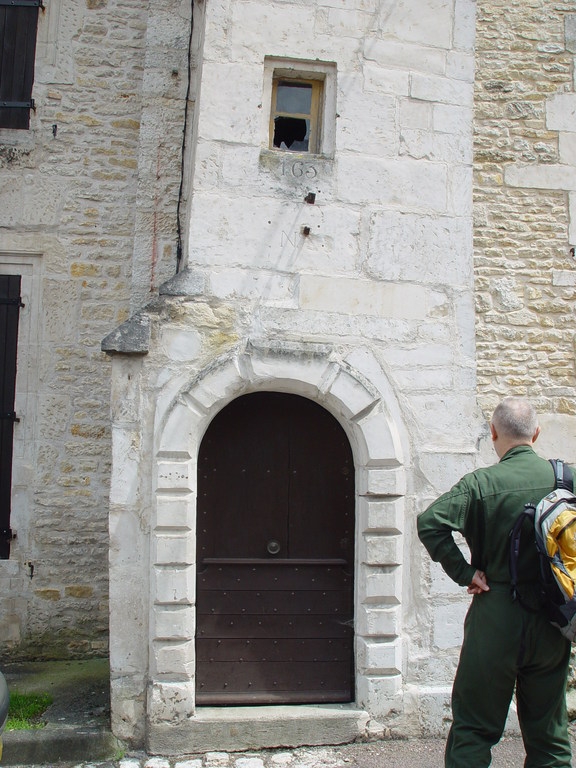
[1,0,576,754]
[0,0,190,658]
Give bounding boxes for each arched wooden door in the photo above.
[196,392,355,705]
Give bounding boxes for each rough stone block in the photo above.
[447,50,475,83]
[362,534,402,567]
[419,451,479,496]
[411,73,473,107]
[152,639,195,676]
[356,409,403,466]
[358,467,406,496]
[195,62,262,144]
[148,680,195,724]
[248,344,331,390]
[357,637,402,674]
[505,163,576,191]
[356,605,401,637]
[111,676,146,744]
[453,0,476,50]
[359,565,402,605]
[110,427,141,506]
[153,565,194,605]
[299,275,432,320]
[356,674,403,718]
[399,98,433,130]
[336,154,447,212]
[363,38,446,75]
[433,601,467,650]
[430,560,465,596]
[228,2,317,64]
[358,497,404,534]
[325,367,379,420]
[403,684,452,737]
[363,64,410,96]
[153,532,195,566]
[546,93,576,132]
[188,357,244,410]
[433,103,473,136]
[159,328,202,363]
[337,86,397,155]
[153,605,196,641]
[316,7,374,39]
[156,460,193,493]
[158,403,200,455]
[208,269,295,305]
[110,358,143,421]
[155,497,194,530]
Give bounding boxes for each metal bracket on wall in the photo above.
[0,413,20,423]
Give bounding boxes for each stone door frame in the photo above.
[109,339,409,752]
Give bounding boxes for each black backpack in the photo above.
[510,459,576,641]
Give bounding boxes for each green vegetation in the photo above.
[6,691,53,730]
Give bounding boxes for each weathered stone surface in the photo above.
[2,0,576,753]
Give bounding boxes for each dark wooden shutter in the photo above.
[0,0,40,130]
[0,275,22,558]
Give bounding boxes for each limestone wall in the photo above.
[0,0,193,657]
[474,1,576,442]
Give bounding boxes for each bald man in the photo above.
[418,397,572,768]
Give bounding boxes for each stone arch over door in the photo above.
[148,340,407,753]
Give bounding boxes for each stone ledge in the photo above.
[2,726,119,766]
[147,705,370,755]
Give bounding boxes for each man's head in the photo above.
[490,396,540,458]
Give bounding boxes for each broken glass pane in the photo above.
[273,117,309,151]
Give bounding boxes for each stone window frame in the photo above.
[0,251,42,558]
[262,57,337,158]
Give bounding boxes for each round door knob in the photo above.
[267,539,281,555]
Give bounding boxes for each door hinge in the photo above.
[0,412,20,423]
[0,296,25,308]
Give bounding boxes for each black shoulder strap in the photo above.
[549,459,573,492]
[510,503,536,602]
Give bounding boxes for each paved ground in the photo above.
[6,735,574,768]
[3,659,576,767]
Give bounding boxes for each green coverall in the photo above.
[417,445,572,768]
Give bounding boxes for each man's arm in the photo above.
[417,479,478,588]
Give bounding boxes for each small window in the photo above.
[0,0,41,130]
[270,77,322,154]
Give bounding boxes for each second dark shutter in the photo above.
[0,1,40,129]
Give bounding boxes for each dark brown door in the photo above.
[196,392,355,705]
